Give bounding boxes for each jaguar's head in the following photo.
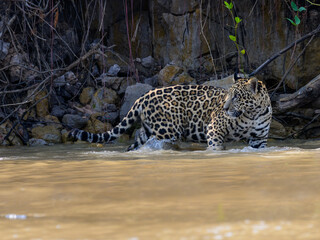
[223,73,268,118]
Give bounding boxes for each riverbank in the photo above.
[0,1,319,146]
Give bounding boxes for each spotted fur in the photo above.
[68,76,272,151]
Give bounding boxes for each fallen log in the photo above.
[274,74,320,112]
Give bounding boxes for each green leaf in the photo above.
[229,35,236,42]
[241,49,245,55]
[291,1,298,11]
[235,17,242,23]
[298,6,306,12]
[224,1,233,9]
[294,15,301,25]
[287,18,297,26]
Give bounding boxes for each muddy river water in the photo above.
[0,140,320,240]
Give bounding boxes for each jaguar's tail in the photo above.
[68,102,141,143]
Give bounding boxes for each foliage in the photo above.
[287,1,306,26]
[224,1,246,71]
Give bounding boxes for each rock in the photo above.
[1,135,23,146]
[62,114,88,129]
[90,88,119,112]
[0,40,10,60]
[9,54,24,83]
[118,77,136,94]
[35,90,49,118]
[44,115,63,130]
[91,64,100,77]
[93,104,119,125]
[61,129,69,143]
[84,118,113,134]
[54,75,66,87]
[107,64,121,76]
[0,120,23,146]
[56,87,72,100]
[98,74,136,94]
[99,74,122,90]
[120,83,154,120]
[50,93,66,106]
[23,108,36,120]
[29,138,48,146]
[8,53,38,83]
[155,11,202,69]
[65,83,80,96]
[269,119,287,139]
[144,75,159,87]
[102,111,119,125]
[106,104,118,112]
[64,71,77,84]
[141,56,155,68]
[79,87,95,105]
[157,0,198,15]
[110,11,152,63]
[203,75,235,89]
[51,105,66,118]
[174,72,195,85]
[158,64,183,86]
[31,125,62,143]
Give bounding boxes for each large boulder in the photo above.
[62,114,88,129]
[98,74,136,95]
[31,125,62,143]
[84,118,113,134]
[51,105,67,118]
[90,88,119,112]
[203,75,235,89]
[120,83,154,120]
[35,90,49,118]
[79,87,95,105]
[158,64,183,86]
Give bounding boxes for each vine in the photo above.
[224,1,246,72]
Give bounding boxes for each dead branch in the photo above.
[0,45,100,125]
[274,74,320,112]
[270,35,315,99]
[249,24,320,77]
[0,15,17,38]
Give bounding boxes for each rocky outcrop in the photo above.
[62,114,88,129]
[79,87,95,105]
[0,1,319,146]
[120,83,154,120]
[90,88,119,112]
[31,125,62,144]
[35,90,49,118]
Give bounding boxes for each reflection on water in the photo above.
[0,140,320,240]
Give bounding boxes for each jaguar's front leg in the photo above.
[249,138,267,149]
[206,123,226,151]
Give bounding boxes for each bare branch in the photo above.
[249,24,320,77]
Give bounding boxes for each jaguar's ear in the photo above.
[233,70,241,83]
[247,77,259,94]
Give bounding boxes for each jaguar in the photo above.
[68,74,272,151]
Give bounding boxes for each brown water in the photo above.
[0,140,320,240]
